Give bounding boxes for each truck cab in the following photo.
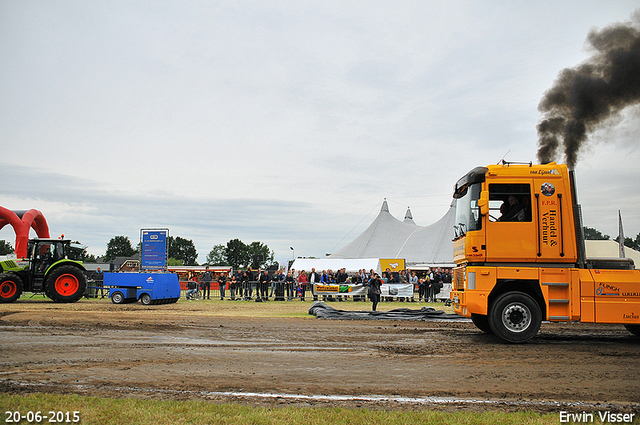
[450,162,640,342]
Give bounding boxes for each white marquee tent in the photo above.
[290,258,382,274]
[327,200,455,267]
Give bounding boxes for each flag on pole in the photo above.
[619,210,626,259]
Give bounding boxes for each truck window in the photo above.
[488,184,532,222]
[454,182,482,236]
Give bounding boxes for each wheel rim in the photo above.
[0,281,17,299]
[55,274,80,296]
[501,303,531,332]
[112,293,123,303]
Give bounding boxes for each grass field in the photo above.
[0,393,569,425]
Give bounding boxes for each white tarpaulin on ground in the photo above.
[291,258,382,274]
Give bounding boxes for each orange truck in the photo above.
[450,161,640,343]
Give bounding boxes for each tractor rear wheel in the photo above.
[0,273,23,303]
[45,265,86,303]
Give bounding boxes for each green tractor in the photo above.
[0,238,87,303]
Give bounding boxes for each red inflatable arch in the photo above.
[0,206,50,258]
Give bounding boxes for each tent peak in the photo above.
[381,199,389,212]
[403,207,416,225]
[404,207,413,220]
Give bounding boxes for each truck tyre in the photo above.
[111,291,125,304]
[488,292,541,343]
[140,293,152,305]
[471,313,493,334]
[45,265,86,303]
[624,324,640,337]
[0,273,23,303]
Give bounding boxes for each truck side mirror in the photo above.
[478,191,489,215]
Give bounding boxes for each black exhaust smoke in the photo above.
[537,11,640,169]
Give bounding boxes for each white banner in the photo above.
[381,284,414,298]
[313,284,413,298]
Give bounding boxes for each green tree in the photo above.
[83,254,98,263]
[0,240,14,255]
[614,234,640,251]
[167,258,184,266]
[168,236,198,266]
[206,244,228,266]
[205,239,275,269]
[226,238,249,269]
[247,241,275,269]
[583,227,610,240]
[104,236,137,261]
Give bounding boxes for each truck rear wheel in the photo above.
[46,265,86,303]
[0,273,23,303]
[625,324,640,336]
[488,292,541,343]
[471,313,493,334]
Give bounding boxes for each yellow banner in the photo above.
[314,285,353,293]
[380,259,405,272]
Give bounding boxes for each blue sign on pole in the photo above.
[141,229,168,270]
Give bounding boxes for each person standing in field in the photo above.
[308,268,319,301]
[229,273,238,300]
[218,273,227,300]
[367,273,383,311]
[242,269,252,300]
[201,266,213,300]
[297,270,308,301]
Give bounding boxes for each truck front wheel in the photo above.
[0,273,23,303]
[46,265,86,303]
[488,292,541,343]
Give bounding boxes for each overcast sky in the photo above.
[1,1,639,265]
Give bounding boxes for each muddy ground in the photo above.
[1,300,639,413]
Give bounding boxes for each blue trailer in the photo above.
[105,272,181,305]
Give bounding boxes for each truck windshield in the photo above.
[454,183,482,238]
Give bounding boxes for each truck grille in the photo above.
[453,267,465,291]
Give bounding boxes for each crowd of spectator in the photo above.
[182,266,452,303]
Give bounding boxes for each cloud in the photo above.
[2,1,640,263]
[0,162,342,262]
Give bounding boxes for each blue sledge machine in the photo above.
[105,272,181,305]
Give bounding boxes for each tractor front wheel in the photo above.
[0,273,23,303]
[46,265,86,303]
